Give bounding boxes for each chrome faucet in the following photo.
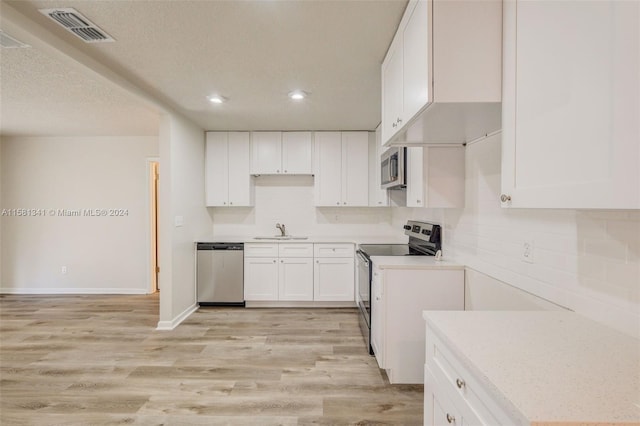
[276,223,286,237]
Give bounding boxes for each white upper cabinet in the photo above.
[406,146,465,208]
[314,131,369,207]
[501,0,640,209]
[369,126,389,207]
[250,131,312,175]
[282,132,313,174]
[381,0,502,147]
[205,132,253,207]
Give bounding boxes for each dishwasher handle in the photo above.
[197,242,244,250]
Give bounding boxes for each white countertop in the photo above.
[423,311,640,425]
[371,255,463,270]
[196,235,409,244]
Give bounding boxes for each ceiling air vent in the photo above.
[38,8,115,43]
[0,30,30,48]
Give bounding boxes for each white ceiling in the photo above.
[0,0,407,137]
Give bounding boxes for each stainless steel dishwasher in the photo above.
[196,242,245,306]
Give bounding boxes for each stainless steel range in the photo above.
[356,220,442,355]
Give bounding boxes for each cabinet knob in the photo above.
[273,260,276,263]
[343,202,347,205]
[378,201,382,204]
[316,260,319,263]
[223,202,227,205]
[500,194,512,203]
[284,170,287,173]
[277,169,280,173]
[417,200,421,204]
[280,260,283,263]
[446,413,455,424]
[229,202,233,205]
[336,202,340,205]
[392,122,397,128]
[396,117,402,124]
[456,378,465,389]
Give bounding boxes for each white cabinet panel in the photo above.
[251,132,282,175]
[244,257,278,300]
[278,258,314,301]
[227,132,252,206]
[382,40,404,143]
[244,243,279,257]
[205,132,229,207]
[313,244,354,258]
[313,257,354,302]
[341,132,369,207]
[314,132,345,207]
[403,0,431,118]
[406,147,424,208]
[282,132,312,174]
[278,243,314,258]
[501,0,639,209]
[205,132,253,207]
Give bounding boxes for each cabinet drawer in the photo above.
[425,328,513,425]
[278,243,313,257]
[314,243,354,258]
[244,243,279,257]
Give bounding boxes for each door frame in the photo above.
[146,157,160,294]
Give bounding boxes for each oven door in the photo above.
[356,250,373,354]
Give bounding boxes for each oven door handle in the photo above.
[356,250,370,267]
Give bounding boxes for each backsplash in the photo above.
[393,133,640,338]
[211,175,397,237]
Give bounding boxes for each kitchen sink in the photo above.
[253,236,308,240]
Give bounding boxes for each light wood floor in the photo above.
[0,294,423,425]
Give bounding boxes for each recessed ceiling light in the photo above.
[288,90,307,101]
[208,95,227,104]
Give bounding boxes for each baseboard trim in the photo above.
[0,287,149,295]
[156,303,198,331]
[245,301,357,308]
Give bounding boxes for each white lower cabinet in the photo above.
[245,243,355,303]
[244,243,313,301]
[243,257,279,300]
[372,266,464,384]
[278,258,313,301]
[424,323,516,426]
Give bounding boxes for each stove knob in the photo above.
[421,229,431,235]
[403,225,411,230]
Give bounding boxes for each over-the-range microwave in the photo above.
[381,147,406,190]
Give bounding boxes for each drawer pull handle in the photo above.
[446,413,455,424]
[455,378,465,389]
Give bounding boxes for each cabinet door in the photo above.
[278,258,313,301]
[369,127,389,207]
[406,147,424,207]
[314,132,343,206]
[381,41,404,145]
[502,0,640,209]
[313,257,354,301]
[403,0,431,118]
[205,132,229,206]
[341,132,369,206]
[251,131,282,174]
[282,132,312,174]
[244,257,278,300]
[371,267,385,368]
[227,132,253,206]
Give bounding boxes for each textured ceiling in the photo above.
[1,0,407,136]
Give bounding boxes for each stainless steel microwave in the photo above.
[381,147,406,189]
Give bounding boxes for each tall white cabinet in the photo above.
[205,132,253,207]
[314,131,369,207]
[501,0,640,209]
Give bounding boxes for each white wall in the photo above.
[0,135,159,293]
[393,133,640,338]
[211,175,397,238]
[157,114,212,328]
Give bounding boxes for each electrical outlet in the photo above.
[61,266,67,274]
[522,240,534,263]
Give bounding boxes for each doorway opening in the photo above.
[148,159,159,293]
